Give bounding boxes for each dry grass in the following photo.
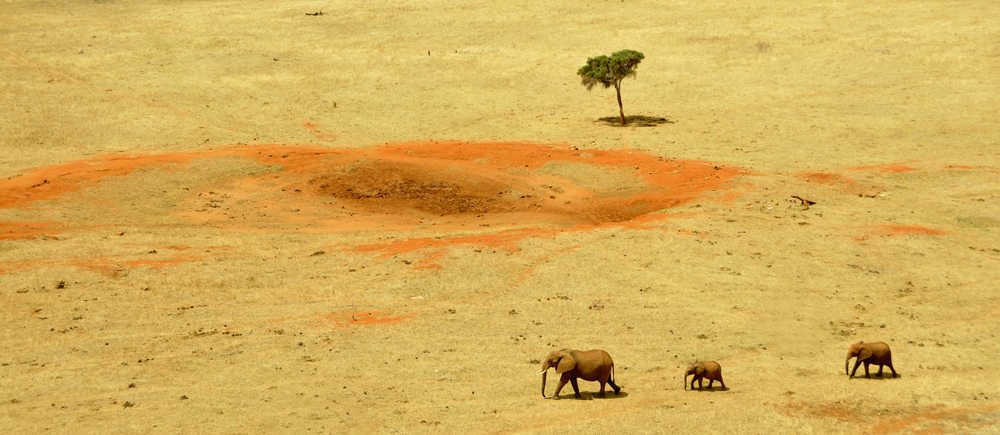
[2,0,999,434]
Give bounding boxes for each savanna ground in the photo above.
[1,0,999,433]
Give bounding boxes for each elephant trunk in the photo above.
[683,373,689,391]
[845,357,851,376]
[538,359,552,397]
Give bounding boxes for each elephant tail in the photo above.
[607,353,622,393]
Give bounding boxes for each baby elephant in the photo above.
[684,361,726,390]
[846,340,897,379]
[536,349,620,399]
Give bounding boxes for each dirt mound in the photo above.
[311,159,511,216]
[291,141,744,229]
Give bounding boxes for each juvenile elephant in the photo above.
[684,361,726,390]
[536,349,620,399]
[846,341,897,379]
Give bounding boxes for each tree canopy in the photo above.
[577,49,644,125]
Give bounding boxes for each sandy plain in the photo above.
[1,0,999,433]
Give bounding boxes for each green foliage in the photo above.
[577,49,645,125]
[577,49,644,91]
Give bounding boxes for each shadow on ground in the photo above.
[850,373,901,381]
[596,115,674,127]
[549,391,630,400]
[689,387,730,392]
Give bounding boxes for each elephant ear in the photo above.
[695,364,705,375]
[858,346,873,360]
[556,352,576,374]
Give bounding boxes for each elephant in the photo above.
[684,361,726,390]
[536,349,620,399]
[846,341,897,379]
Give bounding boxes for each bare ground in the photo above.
[1,1,999,434]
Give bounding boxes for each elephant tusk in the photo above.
[535,370,546,376]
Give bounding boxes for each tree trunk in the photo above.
[615,82,626,125]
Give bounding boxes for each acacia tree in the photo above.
[577,49,645,125]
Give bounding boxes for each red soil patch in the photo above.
[349,216,671,270]
[312,142,743,265]
[70,254,207,278]
[319,311,414,327]
[0,142,742,228]
[122,257,202,269]
[856,225,950,241]
[1,142,744,268]
[302,122,338,139]
[848,161,920,174]
[512,244,582,286]
[0,221,63,240]
[349,228,563,269]
[798,172,848,185]
[0,151,225,208]
[284,141,741,228]
[797,171,860,189]
[871,404,1000,435]
[0,259,57,275]
[1,254,205,277]
[798,162,921,197]
[797,171,885,197]
[800,162,918,186]
[221,310,414,333]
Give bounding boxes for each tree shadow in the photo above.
[595,115,675,127]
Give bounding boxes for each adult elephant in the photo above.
[536,349,621,399]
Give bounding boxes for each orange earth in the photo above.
[0,142,744,272]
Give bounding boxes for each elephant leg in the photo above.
[887,362,897,377]
[863,361,871,378]
[698,377,704,389]
[719,378,726,390]
[877,365,884,376]
[850,360,863,378]
[569,377,582,398]
[552,379,567,399]
[608,378,621,395]
[708,379,715,389]
[553,374,570,400]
